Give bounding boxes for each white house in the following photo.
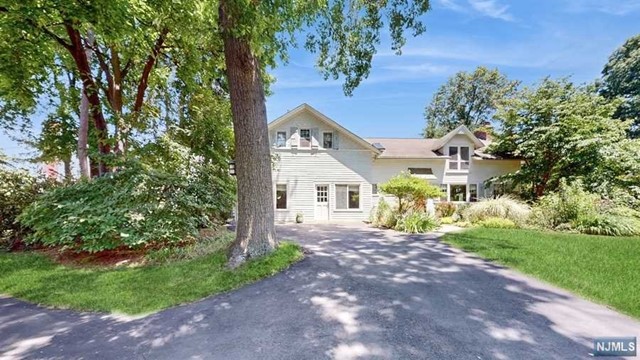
[268,104,521,223]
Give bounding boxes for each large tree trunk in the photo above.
[77,31,93,179]
[220,2,277,268]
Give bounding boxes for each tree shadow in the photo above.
[1,223,638,359]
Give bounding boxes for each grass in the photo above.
[442,228,640,319]
[0,241,303,315]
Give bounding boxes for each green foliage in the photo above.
[462,196,530,226]
[530,179,599,229]
[436,201,456,218]
[423,66,519,138]
[601,34,640,137]
[146,230,235,264]
[394,211,440,234]
[491,77,627,199]
[476,217,517,229]
[0,241,303,314]
[19,162,235,253]
[370,198,399,229]
[0,169,51,251]
[574,215,640,237]
[439,216,455,225]
[379,172,443,213]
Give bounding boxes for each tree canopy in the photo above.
[490,78,628,199]
[601,34,640,137]
[423,66,519,138]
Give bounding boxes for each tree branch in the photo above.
[133,27,169,113]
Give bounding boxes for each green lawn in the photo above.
[442,228,640,318]
[0,242,303,315]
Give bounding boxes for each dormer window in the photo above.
[300,129,311,147]
[449,146,470,170]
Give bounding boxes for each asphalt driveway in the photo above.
[1,224,639,359]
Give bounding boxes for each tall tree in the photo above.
[490,78,625,199]
[601,34,640,137]
[423,66,519,138]
[217,0,431,266]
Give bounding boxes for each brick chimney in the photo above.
[474,122,493,141]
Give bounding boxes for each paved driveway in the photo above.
[1,224,639,359]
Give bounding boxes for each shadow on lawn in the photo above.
[1,224,638,359]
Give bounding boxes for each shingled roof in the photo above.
[363,138,444,159]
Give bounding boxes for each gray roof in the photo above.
[364,138,444,159]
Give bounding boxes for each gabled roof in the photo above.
[433,125,486,150]
[268,103,381,154]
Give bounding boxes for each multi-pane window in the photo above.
[449,146,470,170]
[469,183,478,202]
[372,184,378,195]
[300,129,311,147]
[439,184,448,201]
[276,184,287,209]
[450,184,467,202]
[316,185,328,203]
[323,132,333,149]
[336,184,360,209]
[275,131,287,148]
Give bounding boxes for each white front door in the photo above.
[314,185,329,221]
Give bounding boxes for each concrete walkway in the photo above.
[1,224,639,359]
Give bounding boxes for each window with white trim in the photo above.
[299,129,311,147]
[449,146,470,170]
[450,184,467,202]
[275,131,287,148]
[336,184,360,209]
[276,184,287,209]
[470,183,478,202]
[323,132,333,149]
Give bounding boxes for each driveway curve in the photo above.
[1,224,639,359]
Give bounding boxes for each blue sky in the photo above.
[2,0,639,159]
[266,0,640,138]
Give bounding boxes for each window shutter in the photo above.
[290,127,298,147]
[334,132,340,150]
[311,128,319,147]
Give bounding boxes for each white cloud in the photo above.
[468,0,515,21]
[563,0,640,15]
[435,0,515,21]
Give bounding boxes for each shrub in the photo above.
[394,211,440,233]
[0,169,52,251]
[530,179,598,229]
[476,217,517,229]
[371,198,398,228]
[574,214,640,237]
[462,196,530,225]
[436,202,456,217]
[379,172,442,214]
[19,162,235,252]
[440,216,455,225]
[146,230,235,264]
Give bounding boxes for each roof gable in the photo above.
[435,125,485,149]
[268,103,381,154]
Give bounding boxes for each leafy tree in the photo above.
[379,172,443,213]
[490,78,626,199]
[423,66,519,138]
[218,0,432,266]
[601,34,640,137]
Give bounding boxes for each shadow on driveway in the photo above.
[1,224,639,359]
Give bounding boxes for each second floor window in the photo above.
[323,132,333,149]
[300,129,311,147]
[275,131,287,148]
[449,146,470,170]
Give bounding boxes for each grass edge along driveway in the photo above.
[0,242,303,315]
[442,228,640,319]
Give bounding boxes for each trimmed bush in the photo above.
[379,172,443,214]
[395,212,440,233]
[18,162,235,252]
[462,196,530,225]
[476,217,517,229]
[440,216,455,225]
